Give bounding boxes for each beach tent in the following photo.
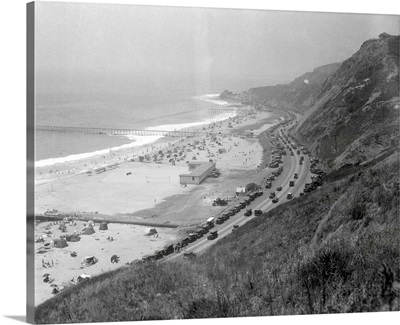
[53,238,68,248]
[143,228,157,236]
[82,226,95,235]
[66,234,81,242]
[99,222,108,231]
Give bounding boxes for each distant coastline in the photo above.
[35,94,238,167]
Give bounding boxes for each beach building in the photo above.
[179,161,216,185]
[236,186,246,195]
[188,161,207,171]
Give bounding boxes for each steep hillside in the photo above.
[246,62,341,111]
[34,34,400,323]
[35,153,399,323]
[295,34,399,169]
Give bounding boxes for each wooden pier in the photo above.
[36,125,233,137]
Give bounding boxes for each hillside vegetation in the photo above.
[241,34,399,171]
[35,153,399,323]
[35,33,399,323]
[295,34,399,170]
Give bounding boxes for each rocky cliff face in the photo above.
[295,34,399,169]
[246,62,341,111]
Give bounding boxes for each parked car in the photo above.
[216,217,224,225]
[232,225,239,232]
[207,231,218,240]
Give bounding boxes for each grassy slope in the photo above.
[35,151,399,323]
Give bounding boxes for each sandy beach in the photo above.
[34,105,283,305]
[34,220,177,306]
[35,107,277,217]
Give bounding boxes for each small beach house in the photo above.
[179,161,216,185]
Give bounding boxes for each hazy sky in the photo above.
[35,2,399,91]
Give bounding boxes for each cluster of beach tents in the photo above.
[51,220,109,249]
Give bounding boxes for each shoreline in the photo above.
[35,107,280,217]
[34,103,283,306]
[35,94,238,168]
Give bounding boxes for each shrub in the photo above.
[298,246,352,311]
[350,203,367,220]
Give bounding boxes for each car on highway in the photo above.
[272,170,280,177]
[269,192,276,199]
[272,197,279,203]
[254,209,262,216]
[289,180,295,186]
[183,252,197,259]
[276,186,282,191]
[207,231,218,240]
[287,192,293,199]
[232,206,241,213]
[232,225,239,232]
[215,217,224,225]
[294,173,298,179]
[244,209,252,216]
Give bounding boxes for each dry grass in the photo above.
[35,153,400,323]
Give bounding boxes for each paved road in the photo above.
[164,124,312,262]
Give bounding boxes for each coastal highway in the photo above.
[164,127,313,261]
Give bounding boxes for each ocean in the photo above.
[35,83,239,167]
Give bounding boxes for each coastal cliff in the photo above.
[236,33,399,170]
[296,33,399,169]
[35,34,400,322]
[246,62,341,111]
